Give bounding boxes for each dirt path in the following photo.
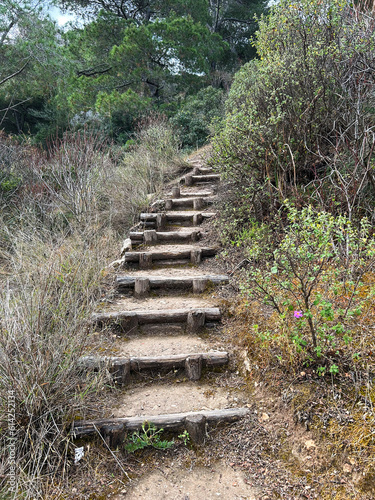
[71,151,332,500]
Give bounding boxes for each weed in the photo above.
[124,422,175,453]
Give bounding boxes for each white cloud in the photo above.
[48,5,76,26]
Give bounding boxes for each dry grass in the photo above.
[0,119,185,498]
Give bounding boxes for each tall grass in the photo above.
[0,117,184,498]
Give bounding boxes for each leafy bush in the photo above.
[171,86,225,148]
[212,0,375,219]
[240,204,375,372]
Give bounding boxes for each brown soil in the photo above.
[103,295,220,313]
[113,382,243,417]
[65,147,371,500]
[116,464,259,499]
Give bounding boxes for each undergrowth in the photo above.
[0,118,184,498]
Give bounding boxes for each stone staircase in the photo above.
[73,155,249,448]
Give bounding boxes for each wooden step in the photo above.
[192,166,214,175]
[79,351,229,383]
[140,212,215,229]
[164,196,215,211]
[184,174,220,186]
[167,187,214,199]
[129,229,201,245]
[124,246,218,268]
[116,274,229,295]
[72,407,250,445]
[92,307,221,333]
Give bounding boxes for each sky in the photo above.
[48,4,76,26]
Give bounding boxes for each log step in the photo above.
[164,196,215,211]
[124,247,218,268]
[129,229,201,245]
[117,274,229,295]
[167,188,214,199]
[140,212,215,229]
[184,174,220,186]
[72,407,250,445]
[79,351,229,383]
[92,307,221,333]
[192,166,214,175]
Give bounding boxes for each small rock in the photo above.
[120,238,132,256]
[305,439,316,450]
[261,413,270,421]
[343,464,352,473]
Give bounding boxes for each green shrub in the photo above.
[172,86,225,149]
[240,203,375,371]
[212,0,375,219]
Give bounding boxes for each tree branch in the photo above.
[77,66,112,77]
[0,59,30,86]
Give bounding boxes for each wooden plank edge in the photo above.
[79,352,229,371]
[92,307,221,324]
[72,407,250,438]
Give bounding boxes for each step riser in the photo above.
[185,174,220,186]
[140,212,214,229]
[79,352,229,384]
[193,167,214,175]
[124,247,217,268]
[93,308,221,334]
[165,197,214,211]
[72,408,250,446]
[117,276,229,295]
[129,230,201,245]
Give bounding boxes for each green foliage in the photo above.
[212,0,375,218]
[240,203,375,365]
[171,86,225,148]
[0,1,74,136]
[124,422,175,452]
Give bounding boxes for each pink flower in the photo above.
[294,310,303,318]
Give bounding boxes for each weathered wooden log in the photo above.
[116,274,229,293]
[72,408,250,439]
[192,278,208,293]
[92,307,221,331]
[165,199,173,210]
[185,174,193,186]
[193,167,214,175]
[162,197,215,210]
[134,277,150,298]
[92,312,139,332]
[192,174,220,183]
[144,230,157,244]
[193,198,204,210]
[190,248,202,265]
[139,253,153,269]
[130,230,201,245]
[103,422,125,448]
[124,247,217,263]
[156,213,167,230]
[80,352,228,372]
[185,413,206,443]
[109,359,130,384]
[184,354,202,381]
[193,213,203,226]
[140,212,215,226]
[129,232,144,242]
[79,352,228,384]
[172,186,180,198]
[187,310,206,333]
